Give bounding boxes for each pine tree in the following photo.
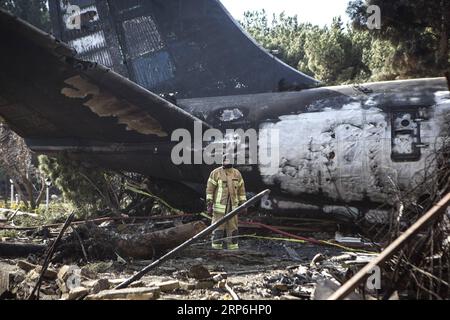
[348,0,450,77]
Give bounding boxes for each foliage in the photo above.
[303,18,370,84]
[347,0,450,77]
[0,0,50,31]
[0,123,45,209]
[38,154,128,216]
[241,11,373,85]
[241,2,450,85]
[37,155,176,217]
[241,10,314,76]
[0,229,19,238]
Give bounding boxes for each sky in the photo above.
[220,0,351,26]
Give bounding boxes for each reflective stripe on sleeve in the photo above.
[208,178,218,186]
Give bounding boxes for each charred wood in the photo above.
[55,221,207,261]
[0,242,46,257]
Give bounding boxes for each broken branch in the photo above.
[28,211,75,300]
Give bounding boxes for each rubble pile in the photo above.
[1,188,449,300]
[0,236,382,300]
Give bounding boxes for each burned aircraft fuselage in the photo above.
[25,77,450,221]
[178,79,450,221]
[1,1,449,222]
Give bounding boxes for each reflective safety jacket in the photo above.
[206,167,247,214]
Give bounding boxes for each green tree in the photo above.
[0,0,50,32]
[241,11,372,85]
[0,123,46,209]
[241,10,315,77]
[348,0,450,77]
[38,155,126,215]
[303,18,368,85]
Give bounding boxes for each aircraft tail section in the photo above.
[48,0,319,99]
[0,9,207,152]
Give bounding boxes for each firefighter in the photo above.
[206,155,247,250]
